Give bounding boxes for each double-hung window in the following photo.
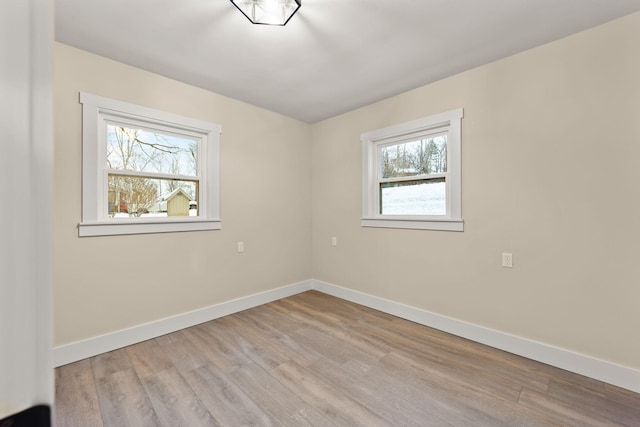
[361,108,463,231]
[79,93,221,236]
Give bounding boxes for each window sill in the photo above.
[361,217,463,231]
[78,218,221,237]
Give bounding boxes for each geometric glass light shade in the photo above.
[230,0,301,26]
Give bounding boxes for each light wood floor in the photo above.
[55,291,640,426]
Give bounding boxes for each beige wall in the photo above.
[54,12,640,372]
[53,43,311,346]
[311,13,640,370]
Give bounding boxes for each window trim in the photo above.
[79,92,221,237]
[361,108,463,231]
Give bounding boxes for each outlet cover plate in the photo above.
[502,252,513,268]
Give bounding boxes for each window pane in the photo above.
[107,125,198,176]
[380,178,445,215]
[108,174,198,218]
[380,135,447,178]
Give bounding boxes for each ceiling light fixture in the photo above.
[230,0,301,26]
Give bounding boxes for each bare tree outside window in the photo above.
[380,135,447,179]
[106,125,198,217]
[378,135,448,215]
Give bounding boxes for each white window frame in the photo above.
[79,92,221,237]
[361,108,463,231]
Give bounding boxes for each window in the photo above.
[361,108,463,231]
[79,93,221,236]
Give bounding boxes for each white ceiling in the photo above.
[55,0,640,123]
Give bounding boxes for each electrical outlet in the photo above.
[502,252,513,268]
[331,236,337,247]
[237,242,245,253]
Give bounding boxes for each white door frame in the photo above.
[0,0,54,421]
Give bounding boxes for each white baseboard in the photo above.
[312,279,640,394]
[54,277,640,394]
[54,280,313,367]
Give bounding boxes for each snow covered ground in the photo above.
[112,209,198,218]
[381,181,446,215]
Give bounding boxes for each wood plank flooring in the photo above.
[55,291,640,426]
